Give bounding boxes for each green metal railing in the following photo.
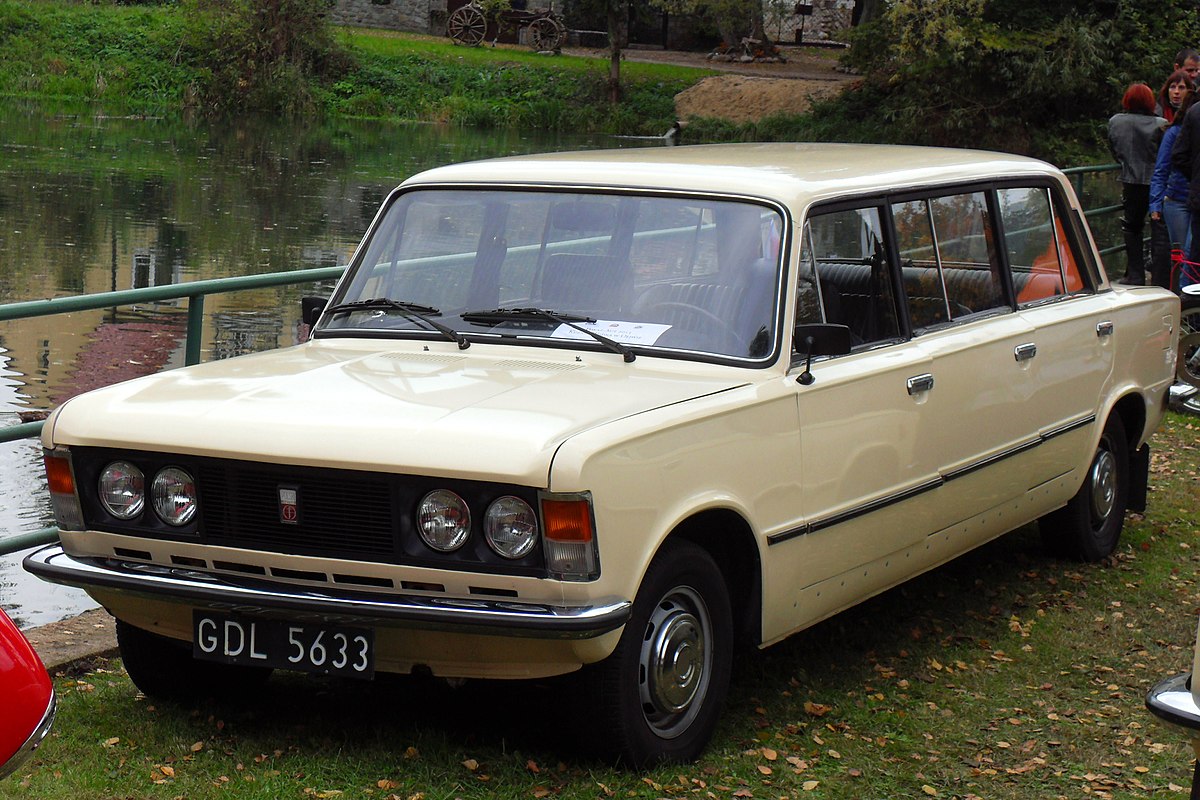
[0,264,345,555]
[0,162,1128,558]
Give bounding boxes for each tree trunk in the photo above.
[607,0,627,103]
[853,0,882,26]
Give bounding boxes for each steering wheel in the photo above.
[652,301,746,351]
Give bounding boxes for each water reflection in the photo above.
[0,102,632,628]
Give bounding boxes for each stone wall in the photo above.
[768,0,855,45]
[328,0,447,35]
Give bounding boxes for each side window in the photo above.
[799,206,901,346]
[892,192,1007,329]
[996,186,1089,305]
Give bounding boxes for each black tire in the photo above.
[117,619,272,702]
[584,540,733,766]
[1178,294,1200,388]
[1039,414,1130,561]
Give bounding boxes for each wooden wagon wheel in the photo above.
[529,16,565,51]
[448,5,487,46]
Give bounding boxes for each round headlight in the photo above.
[484,496,538,559]
[417,490,471,552]
[152,467,197,526]
[98,461,144,520]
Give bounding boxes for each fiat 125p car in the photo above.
[26,144,1180,764]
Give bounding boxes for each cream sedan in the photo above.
[27,144,1179,765]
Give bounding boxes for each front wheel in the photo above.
[1039,414,1130,561]
[584,540,733,766]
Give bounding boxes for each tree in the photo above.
[180,0,350,114]
[840,0,1200,158]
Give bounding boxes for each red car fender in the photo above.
[0,608,54,780]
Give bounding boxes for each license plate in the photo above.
[192,611,374,679]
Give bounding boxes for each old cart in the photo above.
[447,1,567,51]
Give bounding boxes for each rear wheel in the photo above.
[585,540,733,766]
[117,620,272,701]
[1039,414,1129,561]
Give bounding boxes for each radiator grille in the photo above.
[200,464,397,558]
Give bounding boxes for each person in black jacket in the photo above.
[1171,95,1200,289]
[1109,83,1166,285]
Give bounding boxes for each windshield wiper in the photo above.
[323,298,469,350]
[461,307,635,363]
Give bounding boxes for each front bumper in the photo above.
[0,692,55,781]
[24,545,631,640]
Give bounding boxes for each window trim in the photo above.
[796,175,1098,360]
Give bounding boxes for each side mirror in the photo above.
[794,323,852,385]
[301,296,328,327]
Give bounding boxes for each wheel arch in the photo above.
[665,509,763,649]
[1108,391,1147,451]
[1108,391,1150,513]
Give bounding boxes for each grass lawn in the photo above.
[4,413,1199,799]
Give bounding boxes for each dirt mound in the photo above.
[674,74,850,123]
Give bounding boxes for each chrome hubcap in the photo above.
[638,587,711,738]
[1089,446,1117,523]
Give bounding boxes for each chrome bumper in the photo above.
[0,692,55,781]
[24,546,631,640]
[1146,672,1200,731]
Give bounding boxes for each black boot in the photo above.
[1121,224,1146,285]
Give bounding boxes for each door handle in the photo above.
[1096,320,1114,337]
[907,373,935,395]
[1014,343,1038,362]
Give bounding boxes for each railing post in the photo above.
[186,294,205,366]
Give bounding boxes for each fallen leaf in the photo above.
[377,779,399,790]
[802,780,819,791]
[462,759,479,771]
[922,786,937,796]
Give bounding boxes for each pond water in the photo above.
[0,102,645,629]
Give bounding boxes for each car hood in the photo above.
[46,341,749,486]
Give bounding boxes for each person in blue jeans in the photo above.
[1152,90,1197,289]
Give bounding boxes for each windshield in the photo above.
[317,188,785,361]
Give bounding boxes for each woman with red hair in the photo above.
[1108,82,1166,285]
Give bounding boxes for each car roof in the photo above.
[401,143,1063,209]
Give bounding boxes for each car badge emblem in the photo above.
[278,487,299,525]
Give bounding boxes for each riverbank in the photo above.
[24,608,115,672]
[0,0,852,137]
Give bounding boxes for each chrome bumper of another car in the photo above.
[1147,672,1200,731]
[24,545,630,640]
[0,692,55,781]
[1170,383,1200,415]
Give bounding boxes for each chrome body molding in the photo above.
[24,546,631,640]
[0,692,55,781]
[767,415,1096,547]
[1146,672,1200,732]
